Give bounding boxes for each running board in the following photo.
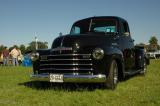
[124,69,142,76]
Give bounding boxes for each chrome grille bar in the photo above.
[40,68,93,71]
[48,54,91,57]
[39,53,93,74]
[40,58,92,62]
[49,58,92,61]
[40,63,93,66]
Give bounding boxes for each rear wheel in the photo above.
[104,60,118,89]
[140,58,147,75]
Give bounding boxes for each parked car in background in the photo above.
[147,50,160,59]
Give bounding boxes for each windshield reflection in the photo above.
[70,19,117,35]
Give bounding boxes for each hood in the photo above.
[52,33,116,53]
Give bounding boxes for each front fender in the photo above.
[32,49,51,73]
[104,46,123,60]
[103,46,125,79]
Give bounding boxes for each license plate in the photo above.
[49,74,63,82]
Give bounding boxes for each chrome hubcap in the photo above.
[113,63,118,84]
[144,62,146,72]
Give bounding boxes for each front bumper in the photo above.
[30,73,106,83]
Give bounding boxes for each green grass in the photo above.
[0,60,160,106]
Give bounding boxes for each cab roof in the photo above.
[73,16,127,25]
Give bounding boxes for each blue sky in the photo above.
[0,0,160,47]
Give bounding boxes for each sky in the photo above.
[0,0,160,48]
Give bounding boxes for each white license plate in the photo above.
[49,74,63,82]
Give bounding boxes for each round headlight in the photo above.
[31,52,39,61]
[92,48,104,60]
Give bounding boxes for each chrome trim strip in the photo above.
[39,68,93,71]
[30,73,106,83]
[40,60,48,62]
[49,59,92,61]
[40,58,92,62]
[40,63,92,66]
[60,36,65,47]
[47,54,91,57]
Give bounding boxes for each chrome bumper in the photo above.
[30,73,106,83]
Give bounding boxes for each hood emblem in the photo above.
[52,47,72,54]
[73,43,80,53]
[52,47,72,52]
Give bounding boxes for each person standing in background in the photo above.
[17,48,23,65]
[10,46,20,66]
[2,47,9,66]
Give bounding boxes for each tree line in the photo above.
[0,36,160,55]
[148,36,160,51]
[0,41,48,55]
[136,36,160,52]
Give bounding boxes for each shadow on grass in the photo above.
[18,73,144,91]
[18,81,105,91]
[123,73,145,81]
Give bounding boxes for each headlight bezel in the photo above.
[92,48,104,60]
[31,52,39,61]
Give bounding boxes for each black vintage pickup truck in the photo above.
[30,16,149,89]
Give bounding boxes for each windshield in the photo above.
[70,19,117,35]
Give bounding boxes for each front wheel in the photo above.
[104,59,118,89]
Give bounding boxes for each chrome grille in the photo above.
[39,53,93,74]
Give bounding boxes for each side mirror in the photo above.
[124,32,130,37]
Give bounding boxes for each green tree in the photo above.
[158,45,160,50]
[26,41,48,52]
[37,41,48,49]
[0,45,5,54]
[149,36,158,45]
[19,44,26,54]
[9,45,19,52]
[148,36,159,51]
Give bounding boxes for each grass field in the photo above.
[0,60,160,106]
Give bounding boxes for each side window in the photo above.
[122,22,129,33]
[71,26,80,35]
